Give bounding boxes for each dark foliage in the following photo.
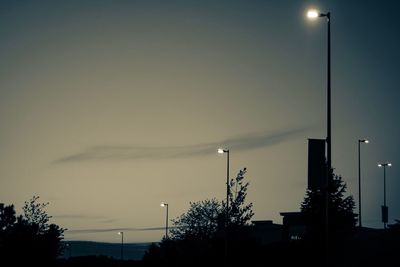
[0,196,65,266]
[169,168,253,242]
[143,168,255,266]
[301,173,357,236]
[227,168,254,227]
[169,198,222,241]
[300,172,357,266]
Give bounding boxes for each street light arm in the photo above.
[319,12,330,18]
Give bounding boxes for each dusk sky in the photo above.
[0,0,399,243]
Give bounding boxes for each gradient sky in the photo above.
[0,0,399,243]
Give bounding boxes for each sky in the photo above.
[0,0,399,243]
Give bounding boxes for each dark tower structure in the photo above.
[308,139,326,191]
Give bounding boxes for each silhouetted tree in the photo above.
[301,173,356,239]
[23,195,52,232]
[300,172,356,266]
[170,198,221,241]
[170,168,253,241]
[0,203,16,231]
[0,196,65,265]
[144,168,254,266]
[227,168,254,227]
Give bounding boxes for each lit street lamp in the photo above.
[118,231,124,260]
[307,8,331,267]
[217,148,230,227]
[307,7,332,187]
[218,148,229,265]
[378,162,392,229]
[358,139,369,227]
[160,202,169,239]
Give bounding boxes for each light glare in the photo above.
[217,148,224,154]
[378,163,392,167]
[307,9,319,19]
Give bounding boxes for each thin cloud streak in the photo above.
[54,127,311,163]
[53,214,117,224]
[54,214,109,220]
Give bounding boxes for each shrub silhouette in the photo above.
[0,196,65,265]
[143,168,256,266]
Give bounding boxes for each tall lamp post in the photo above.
[378,162,392,229]
[307,9,331,267]
[118,231,124,261]
[218,148,229,266]
[217,148,230,228]
[160,202,169,239]
[307,9,331,176]
[358,139,369,227]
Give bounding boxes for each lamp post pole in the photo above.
[307,9,331,267]
[161,202,169,239]
[118,231,124,261]
[326,15,331,267]
[382,164,387,229]
[327,12,331,179]
[166,204,169,239]
[226,150,230,229]
[378,163,391,229]
[358,139,369,227]
[218,148,230,266]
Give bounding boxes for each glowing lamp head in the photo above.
[118,231,123,235]
[161,202,167,207]
[364,140,369,143]
[307,9,319,19]
[378,163,392,167]
[218,148,229,154]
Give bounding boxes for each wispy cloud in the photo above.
[54,214,107,219]
[67,227,168,234]
[53,214,117,224]
[54,126,310,163]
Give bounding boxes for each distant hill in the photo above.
[60,241,154,260]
